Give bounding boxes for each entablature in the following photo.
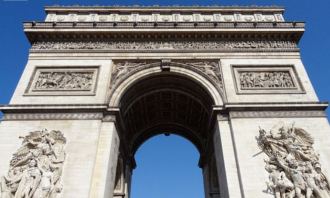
[23,21,304,52]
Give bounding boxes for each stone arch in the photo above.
[108,60,228,198]
[108,61,225,107]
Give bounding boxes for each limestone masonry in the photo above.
[0,5,329,198]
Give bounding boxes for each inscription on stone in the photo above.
[257,124,330,198]
[0,129,66,198]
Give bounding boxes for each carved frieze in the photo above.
[239,71,294,89]
[26,67,99,95]
[0,129,66,198]
[233,66,304,94]
[257,124,330,198]
[31,40,297,51]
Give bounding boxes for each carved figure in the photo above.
[31,40,297,51]
[111,61,147,85]
[240,71,295,89]
[0,130,66,198]
[34,71,93,91]
[257,124,330,198]
[187,61,222,85]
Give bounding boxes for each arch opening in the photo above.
[119,73,214,159]
[113,70,222,198]
[131,134,204,198]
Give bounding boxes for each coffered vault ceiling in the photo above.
[119,74,214,157]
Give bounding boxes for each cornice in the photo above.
[23,21,304,44]
[216,102,329,111]
[0,104,108,114]
[44,5,285,13]
[24,21,304,30]
[228,110,327,118]
[1,102,327,117]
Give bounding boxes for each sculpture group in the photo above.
[34,72,93,90]
[240,71,294,89]
[257,124,330,198]
[0,130,66,198]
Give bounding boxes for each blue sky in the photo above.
[0,1,329,198]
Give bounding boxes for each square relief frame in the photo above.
[25,66,99,96]
[232,65,305,94]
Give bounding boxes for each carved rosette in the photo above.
[257,124,330,198]
[0,129,66,198]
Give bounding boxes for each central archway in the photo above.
[112,65,224,198]
[131,134,204,198]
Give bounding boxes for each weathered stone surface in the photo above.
[0,5,329,198]
[0,129,66,198]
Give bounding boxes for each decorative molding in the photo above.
[232,65,304,94]
[229,111,326,118]
[102,115,117,122]
[109,60,224,96]
[2,113,104,120]
[0,129,66,198]
[257,124,330,197]
[31,40,298,52]
[216,113,229,121]
[44,11,285,23]
[25,67,99,96]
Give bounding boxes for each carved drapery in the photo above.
[0,129,66,198]
[257,124,330,198]
[31,40,297,51]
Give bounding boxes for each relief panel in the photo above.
[0,129,66,198]
[25,67,99,96]
[232,65,304,94]
[257,124,330,198]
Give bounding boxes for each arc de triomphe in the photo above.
[0,5,330,198]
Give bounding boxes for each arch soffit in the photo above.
[108,63,224,107]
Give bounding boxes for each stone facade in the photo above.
[0,5,329,198]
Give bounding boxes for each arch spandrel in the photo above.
[108,60,225,107]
